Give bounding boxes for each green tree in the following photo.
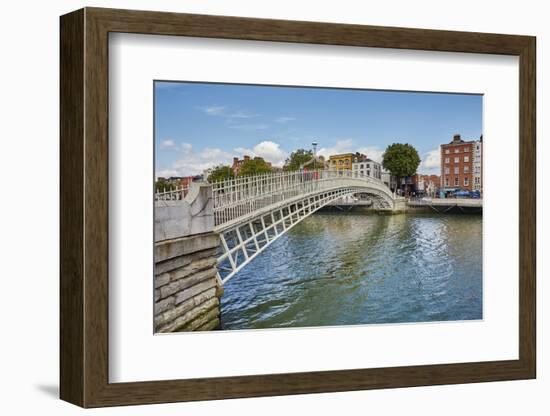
[207,165,234,182]
[382,143,421,191]
[238,157,272,176]
[155,178,171,192]
[284,149,325,171]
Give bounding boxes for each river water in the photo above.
[220,212,482,330]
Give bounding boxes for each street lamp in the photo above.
[312,141,318,170]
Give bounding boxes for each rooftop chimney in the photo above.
[233,157,239,164]
[453,134,461,142]
[244,155,250,161]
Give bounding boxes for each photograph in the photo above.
[153,81,483,333]
[49,4,540,409]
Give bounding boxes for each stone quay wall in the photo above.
[154,233,222,332]
[154,183,222,332]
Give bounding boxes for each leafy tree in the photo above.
[238,157,272,176]
[382,143,421,191]
[208,165,234,182]
[284,148,325,171]
[155,178,171,192]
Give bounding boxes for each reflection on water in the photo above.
[220,213,482,330]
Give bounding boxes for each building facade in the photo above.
[231,155,251,176]
[473,135,483,192]
[231,155,272,176]
[413,174,440,197]
[440,134,476,191]
[329,152,367,171]
[381,169,397,192]
[352,158,381,179]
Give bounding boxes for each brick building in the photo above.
[329,152,367,171]
[440,134,477,191]
[231,155,272,176]
[413,174,440,197]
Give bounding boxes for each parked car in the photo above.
[453,189,471,198]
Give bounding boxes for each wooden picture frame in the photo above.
[60,7,536,408]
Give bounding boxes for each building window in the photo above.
[464,146,470,152]
[454,157,459,163]
[464,177,469,186]
[475,177,480,184]
[455,148,460,153]
[444,167,450,174]
[444,157,450,163]
[464,156,469,163]
[454,167,459,174]
[464,166,470,173]
[445,178,449,187]
[445,149,450,154]
[454,177,459,186]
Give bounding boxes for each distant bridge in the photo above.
[156,170,400,284]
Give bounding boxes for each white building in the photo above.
[352,158,382,180]
[414,174,439,197]
[381,168,397,192]
[473,136,482,192]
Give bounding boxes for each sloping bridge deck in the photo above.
[156,170,397,285]
[210,171,396,284]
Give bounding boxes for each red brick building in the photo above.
[232,155,251,176]
[413,174,440,196]
[232,155,272,176]
[440,134,475,191]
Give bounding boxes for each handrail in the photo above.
[154,184,189,201]
[154,169,394,226]
[211,169,393,226]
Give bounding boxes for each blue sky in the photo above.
[155,81,482,178]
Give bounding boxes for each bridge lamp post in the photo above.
[312,141,318,171]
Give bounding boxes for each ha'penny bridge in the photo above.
[153,170,403,332]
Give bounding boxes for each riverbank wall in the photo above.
[154,183,223,332]
[154,233,222,332]
[320,198,482,215]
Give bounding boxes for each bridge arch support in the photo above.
[211,170,397,284]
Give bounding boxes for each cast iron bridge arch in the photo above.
[157,170,397,285]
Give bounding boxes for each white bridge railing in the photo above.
[154,170,394,227]
[155,184,189,201]
[154,169,396,284]
[211,169,393,227]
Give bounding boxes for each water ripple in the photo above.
[221,213,482,330]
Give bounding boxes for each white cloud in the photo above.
[228,123,269,131]
[317,139,354,158]
[420,148,441,173]
[234,141,288,167]
[357,146,385,163]
[317,140,385,164]
[200,106,258,121]
[229,110,257,119]
[156,143,233,178]
[275,116,296,123]
[201,105,226,116]
[180,142,192,153]
[156,140,289,177]
[159,139,176,149]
